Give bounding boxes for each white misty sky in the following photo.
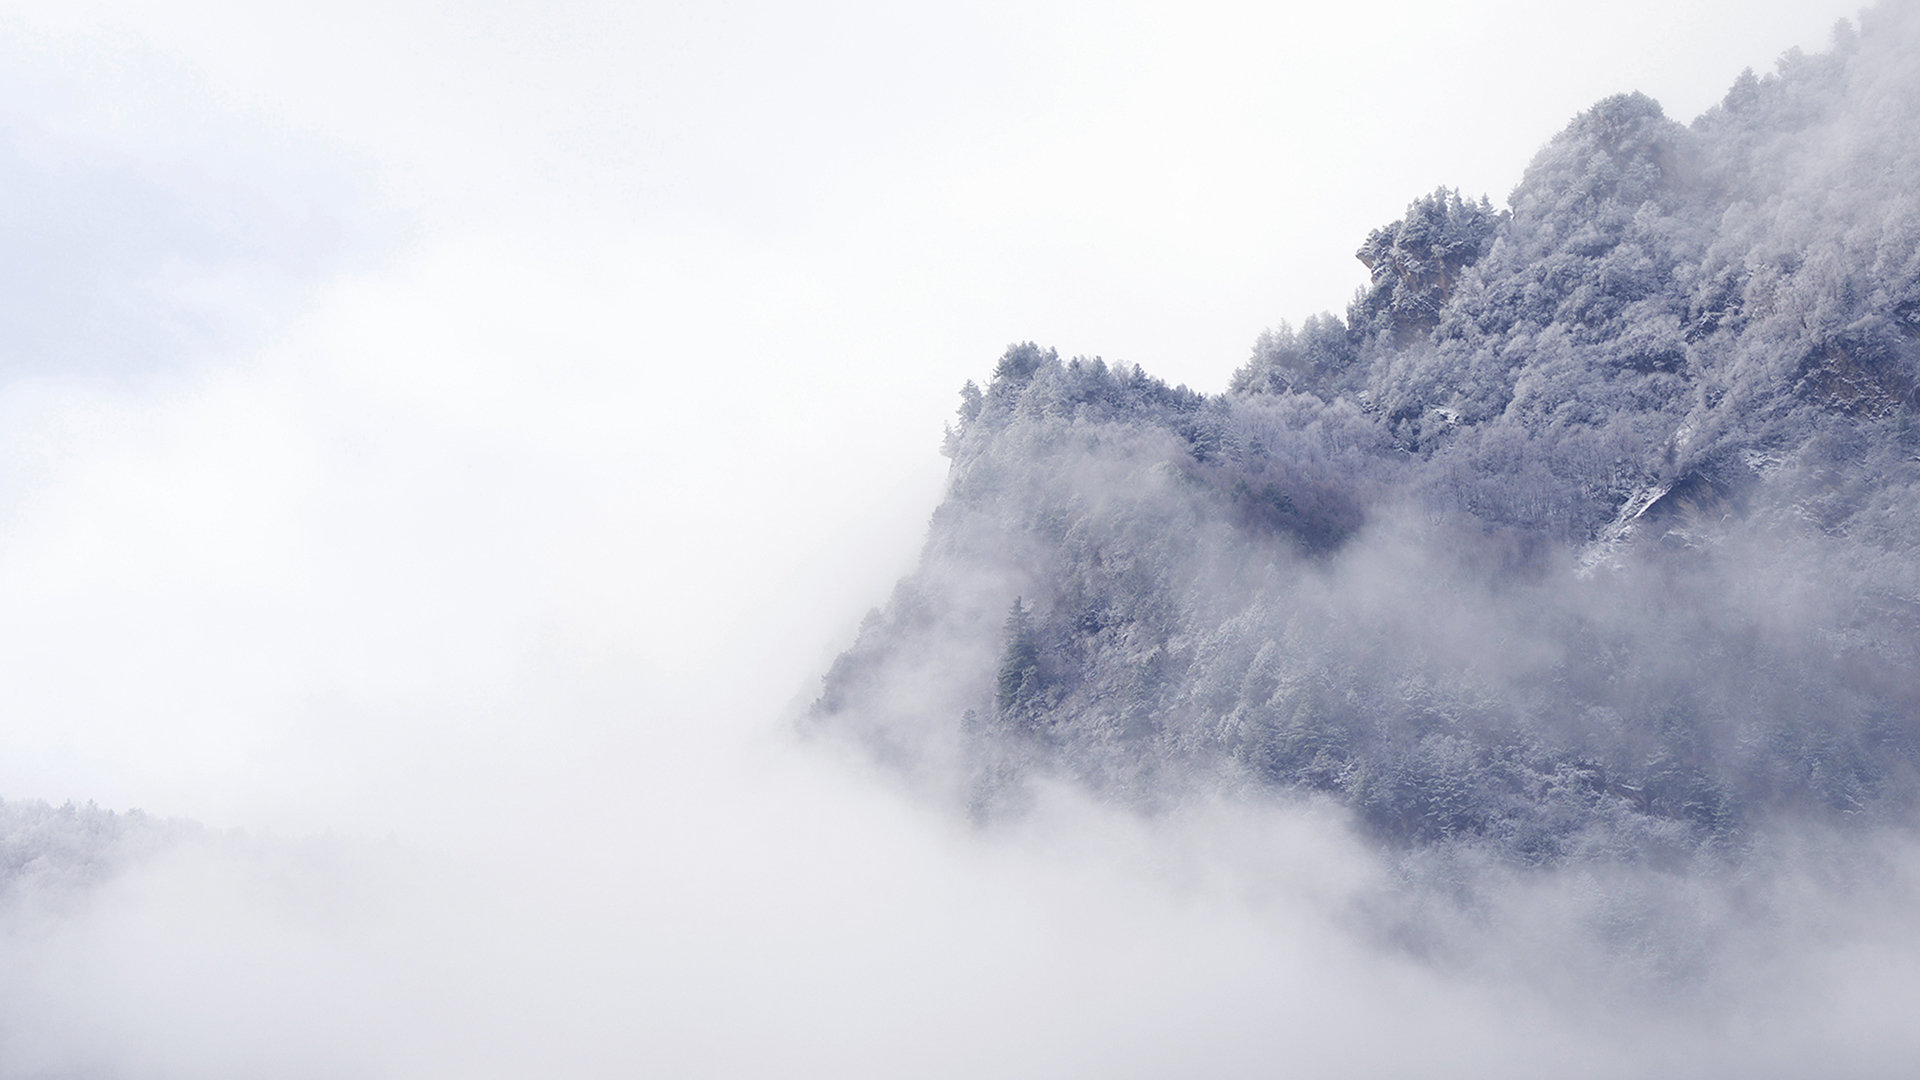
[0,0,1861,830]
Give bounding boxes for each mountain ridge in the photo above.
[812,3,1920,867]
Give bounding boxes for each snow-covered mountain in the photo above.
[813,2,1920,866]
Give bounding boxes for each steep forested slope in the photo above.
[813,4,1920,866]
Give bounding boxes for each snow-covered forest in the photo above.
[817,6,1920,877]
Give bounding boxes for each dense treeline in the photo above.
[0,799,184,902]
[815,4,1920,865]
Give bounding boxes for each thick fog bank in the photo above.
[8,769,1920,1077]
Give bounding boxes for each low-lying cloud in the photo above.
[9,733,1920,1077]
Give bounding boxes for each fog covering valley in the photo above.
[0,1,1916,1077]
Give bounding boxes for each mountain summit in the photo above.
[813,5,1920,866]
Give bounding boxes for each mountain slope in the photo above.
[813,4,1920,865]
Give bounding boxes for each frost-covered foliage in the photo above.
[0,799,185,906]
[815,5,1920,868]
[1349,188,1502,346]
[1227,313,1360,399]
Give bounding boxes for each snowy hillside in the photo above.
[814,4,1920,867]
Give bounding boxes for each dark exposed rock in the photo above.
[1349,189,1501,343]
